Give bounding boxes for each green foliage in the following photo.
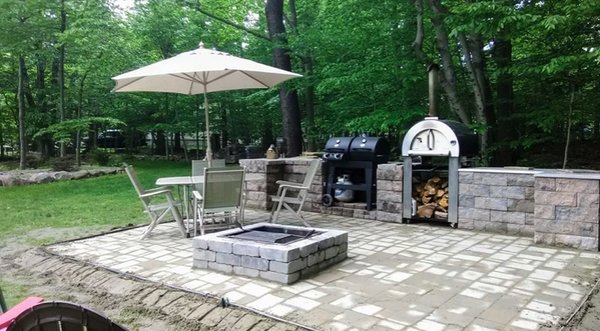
[33,117,125,143]
[50,156,76,171]
[0,0,598,167]
[88,149,111,166]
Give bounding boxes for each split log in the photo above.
[417,204,436,218]
[434,211,448,220]
[412,175,450,217]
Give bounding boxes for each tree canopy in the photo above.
[0,0,598,168]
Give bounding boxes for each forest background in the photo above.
[0,0,598,169]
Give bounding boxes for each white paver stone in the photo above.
[232,242,260,256]
[193,249,216,261]
[259,245,300,262]
[240,255,269,271]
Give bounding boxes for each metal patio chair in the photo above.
[269,159,321,226]
[191,159,226,191]
[191,167,245,236]
[125,165,186,239]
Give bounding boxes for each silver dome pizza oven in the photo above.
[401,117,478,227]
[401,65,478,227]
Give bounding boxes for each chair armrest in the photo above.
[139,189,172,198]
[192,190,203,201]
[275,180,298,186]
[277,181,308,190]
[144,186,172,194]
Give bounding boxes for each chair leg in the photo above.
[282,203,310,227]
[141,209,169,239]
[270,198,285,224]
[171,206,187,238]
[166,194,187,238]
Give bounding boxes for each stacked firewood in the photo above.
[412,176,449,220]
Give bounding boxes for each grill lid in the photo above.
[349,136,390,162]
[323,137,355,160]
[401,117,478,157]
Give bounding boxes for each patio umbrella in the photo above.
[111,43,302,166]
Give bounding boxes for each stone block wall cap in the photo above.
[534,170,600,180]
[459,167,542,175]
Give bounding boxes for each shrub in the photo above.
[51,157,76,172]
[89,149,111,166]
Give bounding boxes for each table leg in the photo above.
[183,184,191,233]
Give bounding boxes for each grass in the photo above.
[0,159,190,244]
[0,159,193,308]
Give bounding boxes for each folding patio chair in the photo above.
[269,159,321,226]
[191,167,245,236]
[191,159,226,191]
[125,165,186,239]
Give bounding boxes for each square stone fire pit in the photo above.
[191,223,348,284]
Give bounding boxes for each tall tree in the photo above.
[265,0,303,156]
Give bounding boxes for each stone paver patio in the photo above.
[47,210,600,331]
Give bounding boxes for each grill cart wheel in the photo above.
[321,194,334,207]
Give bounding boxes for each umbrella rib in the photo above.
[171,73,205,83]
[204,70,237,85]
[112,76,147,92]
[237,71,270,88]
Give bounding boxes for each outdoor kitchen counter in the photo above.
[459,167,600,250]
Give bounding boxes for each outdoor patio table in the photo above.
[155,173,262,230]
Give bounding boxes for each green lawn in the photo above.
[0,159,195,309]
[0,160,190,244]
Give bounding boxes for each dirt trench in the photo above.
[1,243,306,331]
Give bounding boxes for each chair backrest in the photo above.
[192,159,226,191]
[125,165,155,212]
[192,159,226,176]
[202,167,245,210]
[302,159,321,187]
[124,165,145,197]
[299,159,321,198]
[191,160,209,177]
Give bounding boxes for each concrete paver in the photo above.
[47,210,600,330]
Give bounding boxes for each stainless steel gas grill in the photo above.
[322,135,390,210]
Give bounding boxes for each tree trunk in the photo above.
[76,73,87,166]
[458,33,494,152]
[303,56,316,151]
[288,0,317,151]
[58,0,67,157]
[563,86,575,169]
[18,56,27,169]
[265,0,303,157]
[492,37,517,165]
[426,0,470,124]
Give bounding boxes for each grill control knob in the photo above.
[334,153,342,159]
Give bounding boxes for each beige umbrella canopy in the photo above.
[112,43,302,165]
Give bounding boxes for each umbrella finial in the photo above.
[198,41,205,49]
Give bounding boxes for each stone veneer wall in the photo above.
[533,173,600,251]
[376,163,403,223]
[457,168,536,236]
[239,158,323,212]
[240,158,600,251]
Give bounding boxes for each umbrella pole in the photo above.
[203,86,212,167]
